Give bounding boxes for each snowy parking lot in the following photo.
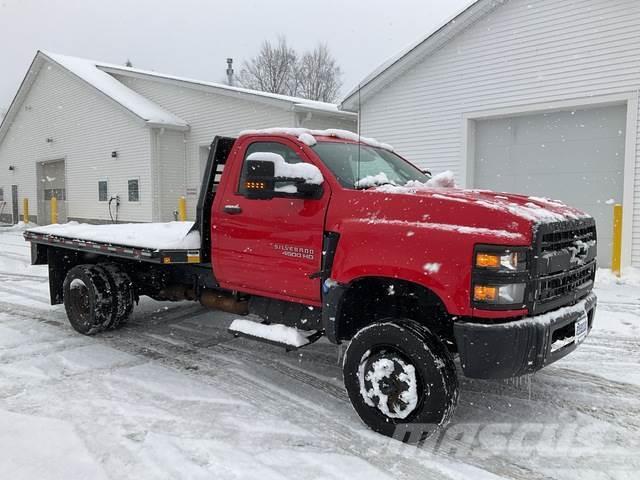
[0,224,639,480]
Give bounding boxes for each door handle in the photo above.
[223,204,242,215]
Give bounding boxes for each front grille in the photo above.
[536,262,596,302]
[531,218,597,314]
[541,224,596,253]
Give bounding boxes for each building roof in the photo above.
[341,0,503,111]
[0,50,355,144]
[97,61,353,117]
[43,52,189,128]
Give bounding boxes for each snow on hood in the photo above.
[356,170,456,189]
[373,184,590,224]
[355,216,525,240]
[238,127,393,151]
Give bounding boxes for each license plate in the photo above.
[575,314,588,343]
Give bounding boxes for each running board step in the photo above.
[228,319,323,351]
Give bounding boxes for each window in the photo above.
[312,142,428,189]
[98,181,108,202]
[128,179,139,202]
[0,187,4,202]
[238,141,304,195]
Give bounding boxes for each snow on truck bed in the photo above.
[27,221,201,251]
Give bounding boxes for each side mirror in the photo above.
[422,169,432,177]
[244,158,323,200]
[244,159,276,200]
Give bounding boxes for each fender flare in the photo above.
[322,281,348,344]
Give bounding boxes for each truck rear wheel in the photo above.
[99,263,134,329]
[63,265,114,335]
[343,319,458,442]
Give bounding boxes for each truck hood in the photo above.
[348,185,593,245]
[409,187,590,223]
[372,184,589,223]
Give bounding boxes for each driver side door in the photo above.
[212,138,330,304]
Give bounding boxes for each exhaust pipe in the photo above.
[200,290,248,315]
[157,286,248,315]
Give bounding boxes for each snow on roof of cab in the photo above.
[238,127,394,151]
[41,52,189,128]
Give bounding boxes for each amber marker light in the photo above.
[475,253,501,269]
[474,285,498,302]
[245,181,266,190]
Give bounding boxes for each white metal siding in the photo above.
[358,0,640,265]
[113,75,294,219]
[296,111,357,131]
[0,61,153,223]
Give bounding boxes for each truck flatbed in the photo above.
[24,221,201,264]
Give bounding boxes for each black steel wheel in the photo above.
[63,265,113,335]
[99,263,135,329]
[343,319,458,442]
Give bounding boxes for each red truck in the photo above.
[25,128,597,440]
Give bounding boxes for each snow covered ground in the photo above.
[0,225,639,480]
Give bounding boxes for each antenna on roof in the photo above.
[356,83,361,188]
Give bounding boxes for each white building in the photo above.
[0,51,356,225]
[341,0,640,268]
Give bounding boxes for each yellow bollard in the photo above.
[178,196,187,221]
[611,204,623,277]
[51,196,58,224]
[23,198,29,223]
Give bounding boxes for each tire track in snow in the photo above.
[0,270,48,281]
[0,302,457,480]
[0,283,52,305]
[1,258,638,479]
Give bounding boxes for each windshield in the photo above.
[312,142,429,189]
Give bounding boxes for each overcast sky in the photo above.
[0,0,472,108]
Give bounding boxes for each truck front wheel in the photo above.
[63,265,113,335]
[343,319,458,442]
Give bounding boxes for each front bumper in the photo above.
[453,292,597,379]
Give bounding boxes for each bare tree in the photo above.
[238,37,343,102]
[238,37,298,96]
[297,44,342,103]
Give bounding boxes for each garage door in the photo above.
[474,104,626,267]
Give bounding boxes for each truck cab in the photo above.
[26,128,597,441]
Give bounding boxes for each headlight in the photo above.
[475,250,524,272]
[473,283,526,305]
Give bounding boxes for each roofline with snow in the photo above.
[292,103,357,118]
[0,51,190,145]
[340,0,503,111]
[41,51,189,130]
[0,50,355,146]
[98,64,355,119]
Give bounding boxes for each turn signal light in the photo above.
[245,181,266,190]
[475,253,500,268]
[474,285,497,302]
